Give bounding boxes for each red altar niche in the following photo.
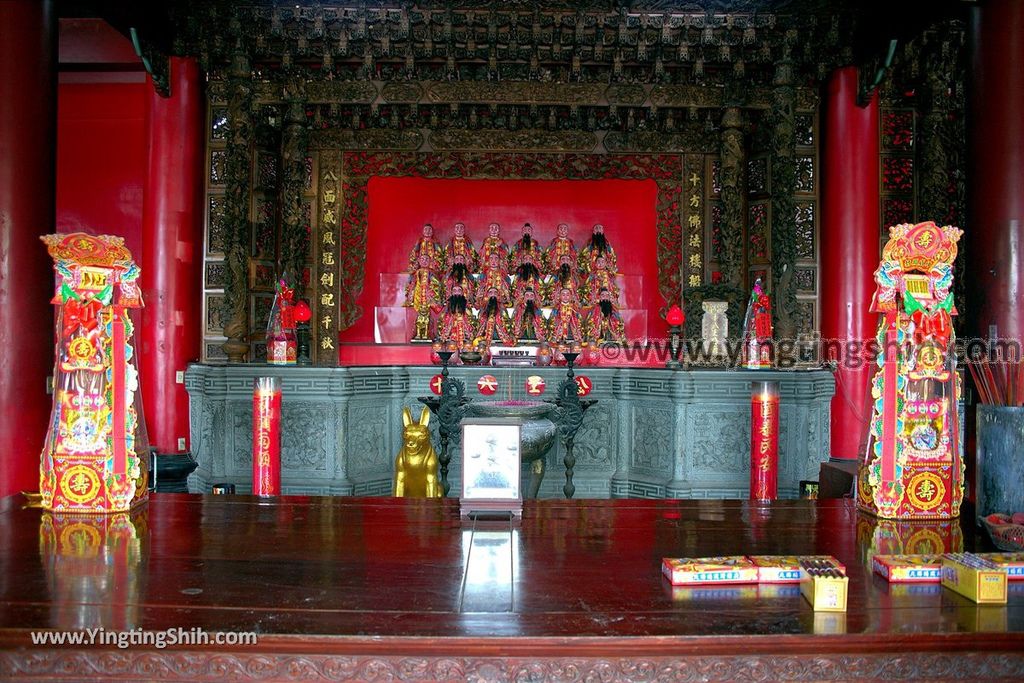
[354,177,659,350]
[40,233,149,513]
[858,221,963,520]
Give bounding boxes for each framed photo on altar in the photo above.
[460,419,522,518]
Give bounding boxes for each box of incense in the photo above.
[976,552,1024,581]
[661,556,758,586]
[750,555,845,583]
[872,554,943,583]
[941,553,1007,604]
[800,564,848,612]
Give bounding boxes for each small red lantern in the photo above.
[294,299,312,323]
[666,304,685,326]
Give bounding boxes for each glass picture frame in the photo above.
[460,419,523,517]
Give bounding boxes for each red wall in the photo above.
[346,176,660,342]
[56,82,147,260]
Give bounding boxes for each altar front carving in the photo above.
[186,364,833,499]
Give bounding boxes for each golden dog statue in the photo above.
[393,406,441,498]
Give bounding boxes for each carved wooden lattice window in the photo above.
[879,108,917,254]
[201,100,228,361]
[793,110,819,336]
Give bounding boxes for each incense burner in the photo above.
[464,399,557,498]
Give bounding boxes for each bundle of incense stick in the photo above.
[967,353,1024,407]
[805,567,845,578]
[800,558,845,574]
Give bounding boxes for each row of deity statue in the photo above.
[404,221,625,348]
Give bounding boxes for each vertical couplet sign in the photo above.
[253,377,282,496]
[750,381,780,501]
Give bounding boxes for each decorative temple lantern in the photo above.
[253,376,282,496]
[665,304,685,369]
[40,233,149,513]
[858,222,963,520]
[750,381,780,501]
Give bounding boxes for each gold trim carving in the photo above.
[649,85,722,108]
[305,81,378,104]
[381,82,424,103]
[605,128,718,155]
[796,87,820,112]
[605,84,647,105]
[428,129,596,153]
[426,81,605,105]
[309,129,424,151]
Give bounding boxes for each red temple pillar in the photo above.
[967,0,1024,345]
[820,66,880,463]
[140,57,204,453]
[0,0,57,500]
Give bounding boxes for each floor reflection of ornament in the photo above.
[40,510,147,630]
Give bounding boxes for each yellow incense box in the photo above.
[800,569,849,612]
[940,553,1008,604]
[976,552,1024,581]
[661,556,758,586]
[872,554,943,583]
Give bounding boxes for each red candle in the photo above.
[750,381,779,501]
[253,377,282,496]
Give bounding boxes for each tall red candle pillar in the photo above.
[0,0,57,499]
[140,57,204,454]
[820,66,880,461]
[967,0,1024,344]
[252,377,282,496]
[750,381,780,501]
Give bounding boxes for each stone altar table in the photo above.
[185,364,834,498]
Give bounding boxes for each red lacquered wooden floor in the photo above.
[1,495,1022,681]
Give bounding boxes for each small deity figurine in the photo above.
[512,286,548,343]
[439,284,475,351]
[584,255,620,306]
[480,222,509,266]
[741,278,774,368]
[444,252,476,302]
[579,223,617,273]
[547,252,581,306]
[475,286,515,345]
[266,278,298,365]
[408,223,443,272]
[444,221,478,272]
[584,287,626,344]
[511,222,543,271]
[512,251,544,302]
[477,252,510,308]
[546,222,577,274]
[404,254,443,342]
[549,286,584,343]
